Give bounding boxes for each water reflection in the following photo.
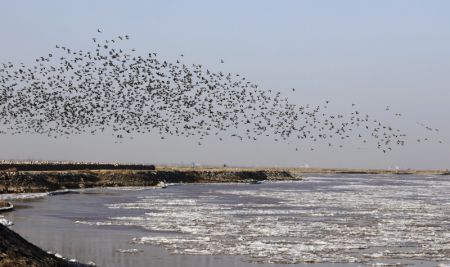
[3,175,450,267]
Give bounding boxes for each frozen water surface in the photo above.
[4,174,450,266]
[75,175,450,265]
[0,215,13,226]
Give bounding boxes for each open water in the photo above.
[2,174,450,267]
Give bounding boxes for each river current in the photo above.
[2,174,450,267]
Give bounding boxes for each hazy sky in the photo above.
[1,1,449,169]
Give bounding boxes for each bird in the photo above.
[0,30,435,154]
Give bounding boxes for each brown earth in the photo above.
[0,224,87,267]
[156,166,450,175]
[285,167,450,176]
[1,165,448,194]
[0,201,9,208]
[0,163,154,172]
[0,169,295,194]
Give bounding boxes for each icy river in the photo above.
[2,174,450,267]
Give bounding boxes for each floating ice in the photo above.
[115,248,142,254]
[0,192,48,200]
[54,253,63,259]
[0,216,13,226]
[75,175,450,264]
[101,186,155,191]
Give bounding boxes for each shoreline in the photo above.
[3,175,449,267]
[158,166,450,176]
[1,166,449,266]
[0,223,89,267]
[1,165,448,194]
[0,168,295,194]
[0,200,13,212]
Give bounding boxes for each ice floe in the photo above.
[115,248,143,254]
[74,175,450,264]
[0,192,48,200]
[0,215,13,226]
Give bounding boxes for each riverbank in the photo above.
[1,165,448,194]
[1,167,449,267]
[0,168,294,194]
[2,198,83,266]
[0,200,9,208]
[290,167,450,175]
[156,165,450,175]
[0,223,89,267]
[3,175,450,267]
[0,200,13,212]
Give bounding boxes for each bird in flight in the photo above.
[0,30,440,154]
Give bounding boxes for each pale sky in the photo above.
[0,0,449,169]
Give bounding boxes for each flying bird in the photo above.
[0,30,437,154]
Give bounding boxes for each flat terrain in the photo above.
[157,165,450,175]
[0,167,294,194]
[1,163,448,194]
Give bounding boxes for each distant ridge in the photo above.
[0,161,155,171]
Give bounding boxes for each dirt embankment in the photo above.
[0,169,296,194]
[0,163,155,172]
[287,167,450,176]
[0,201,9,208]
[2,165,448,194]
[0,224,87,267]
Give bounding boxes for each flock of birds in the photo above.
[0,30,442,152]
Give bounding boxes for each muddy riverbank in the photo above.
[0,223,90,267]
[0,168,295,194]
